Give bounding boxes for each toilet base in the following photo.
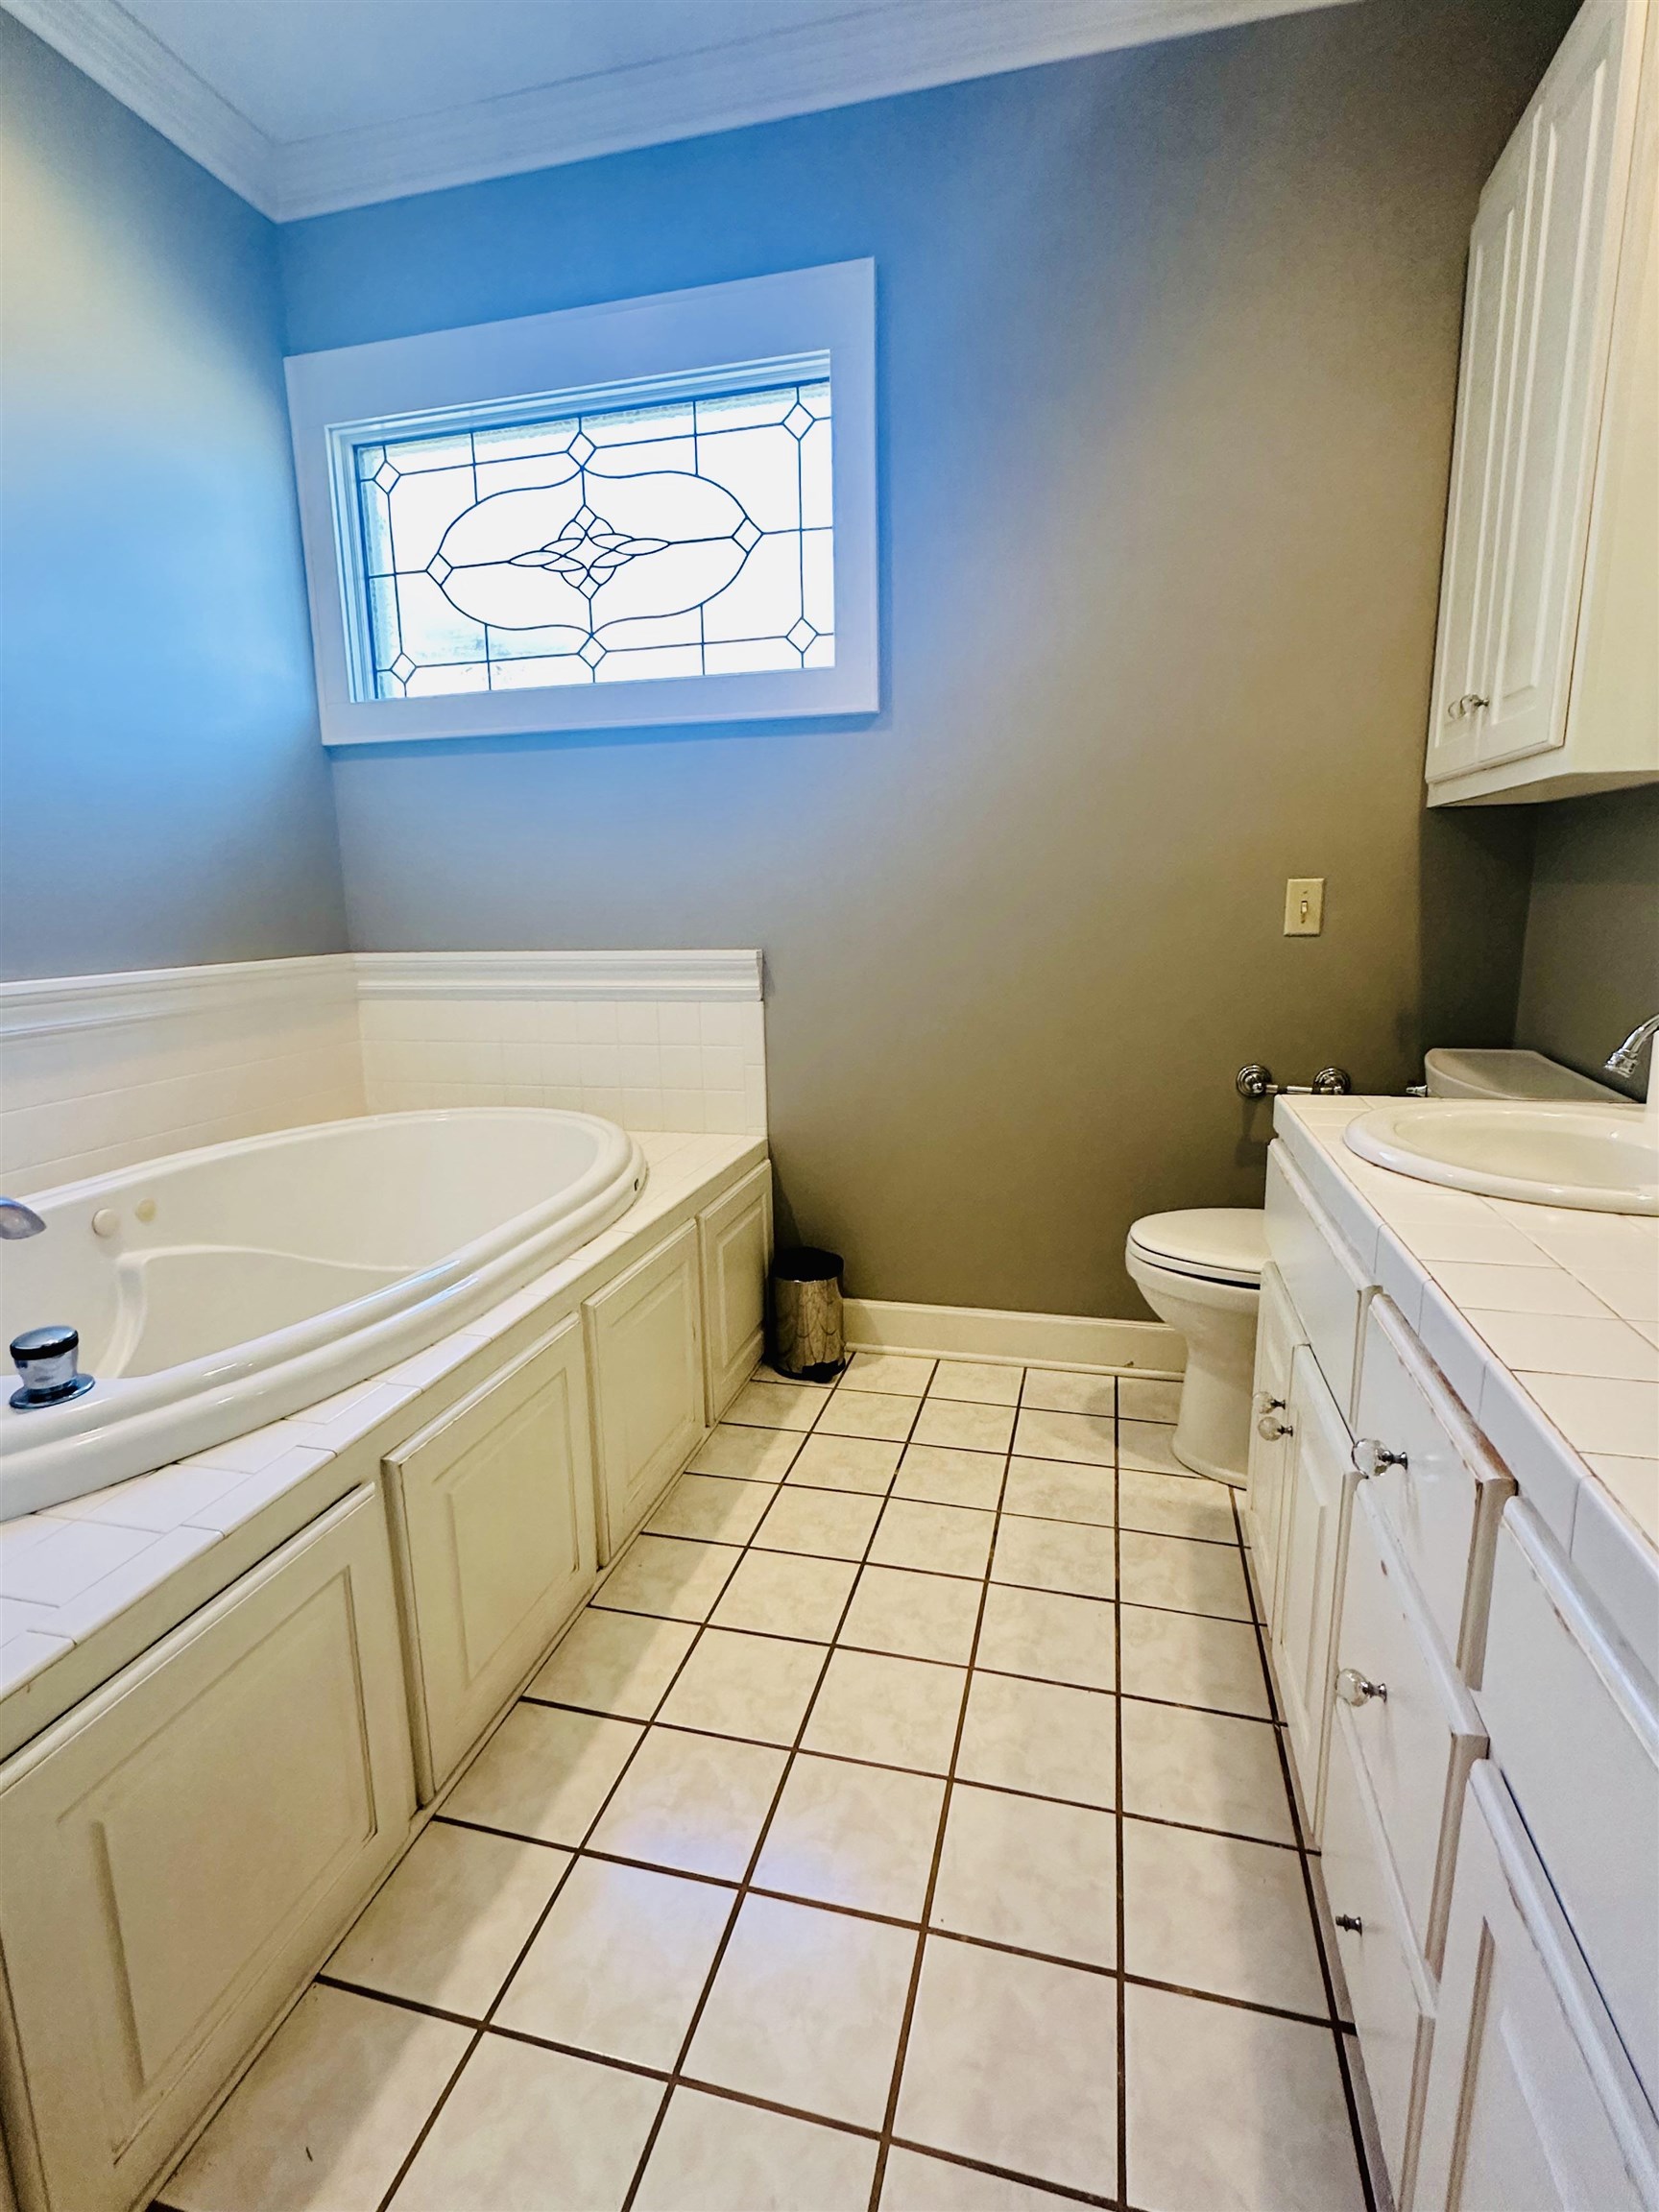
[1171,1355,1252,1486]
[1124,1250,1260,1488]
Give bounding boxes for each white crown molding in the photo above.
[352,950,764,1001]
[4,0,279,215]
[0,956,352,1042]
[11,0,1358,224]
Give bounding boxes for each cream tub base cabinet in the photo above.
[0,1488,414,2212]
[586,1221,707,1561]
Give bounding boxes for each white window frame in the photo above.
[285,259,877,748]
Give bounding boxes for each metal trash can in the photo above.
[770,1247,845,1382]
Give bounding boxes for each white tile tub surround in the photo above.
[354,951,766,1136]
[0,957,364,1193]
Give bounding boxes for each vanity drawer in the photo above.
[1264,1144,1372,1423]
[1244,1262,1305,1629]
[1352,1296,1514,1681]
[1322,1703,1435,2209]
[1336,1485,1486,1975]
[1479,1503,1659,2119]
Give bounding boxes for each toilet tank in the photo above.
[1423,1047,1624,1102]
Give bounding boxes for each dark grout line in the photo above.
[1113,1373,1130,2211]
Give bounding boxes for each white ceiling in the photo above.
[10,0,1358,222]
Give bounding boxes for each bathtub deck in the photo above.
[157,1353,1371,2212]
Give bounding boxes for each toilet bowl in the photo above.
[1124,1209,1267,1486]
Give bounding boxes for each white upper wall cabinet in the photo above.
[1426,0,1657,805]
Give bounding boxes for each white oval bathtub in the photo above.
[0,1110,645,1517]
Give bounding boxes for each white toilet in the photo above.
[1124,1209,1267,1486]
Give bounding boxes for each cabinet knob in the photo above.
[1352,1436,1407,1480]
[1334,1912,1364,1935]
[1258,1411,1293,1441]
[1447,692,1490,721]
[1336,1667,1387,1707]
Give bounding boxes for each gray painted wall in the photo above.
[291,0,1567,1316]
[0,16,348,981]
[1515,785,1659,1101]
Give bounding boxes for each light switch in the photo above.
[1285,878,1325,935]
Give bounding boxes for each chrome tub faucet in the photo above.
[1604,1015,1659,1083]
[0,1198,46,1240]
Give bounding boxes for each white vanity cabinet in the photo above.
[585,1221,708,1561]
[1414,1762,1659,2212]
[385,1316,596,1799]
[1270,1342,1358,1840]
[1243,1262,1303,1623]
[698,1163,773,1421]
[0,1488,415,2212]
[1426,0,1658,805]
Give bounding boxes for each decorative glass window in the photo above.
[287,262,876,746]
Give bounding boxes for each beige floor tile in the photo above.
[880,2145,1072,2208]
[928,1359,1024,1407]
[804,1648,967,1773]
[389,2032,661,2212]
[931,1784,1117,1967]
[787,1432,904,1493]
[1019,1370,1116,1418]
[444,1704,642,1845]
[526,1608,698,1720]
[1118,1418,1188,1475]
[895,1442,1005,1510]
[1120,1700,1293,1843]
[870,1498,995,1577]
[327,1822,567,2018]
[1124,1983,1365,2211]
[895,1936,1118,2197]
[685,1892,916,2127]
[816,1389,921,1442]
[493,1856,732,2066]
[1118,1466,1238,1544]
[1119,1376,1184,1424]
[1122,1820,1325,2013]
[756,1484,883,1560]
[648,1473,776,1544]
[710,1550,858,1641]
[955,1673,1116,1808]
[727,1379,828,1431]
[1001,1458,1116,1527]
[991,1515,1116,1600]
[636,2086,878,2211]
[847,1350,937,1396]
[755,1751,946,1918]
[166,1984,469,2212]
[1011,1407,1116,1467]
[842,1565,982,1664]
[1119,1603,1270,1719]
[688,1423,805,1482]
[587,1726,787,1879]
[975,1585,1116,1692]
[912,1398,1016,1454]
[1118,1529,1252,1622]
[595,1534,741,1623]
[656,1627,825,1745]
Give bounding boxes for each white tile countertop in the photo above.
[0,1133,763,1739]
[1275,1097,1658,1678]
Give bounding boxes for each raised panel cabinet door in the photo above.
[699,1164,773,1421]
[1414,1763,1659,2212]
[1244,1263,1303,1631]
[1479,0,1644,770]
[0,1488,414,2212]
[1270,1344,1358,1842]
[387,1315,597,1797]
[586,1221,706,1562]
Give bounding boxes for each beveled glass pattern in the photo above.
[351,379,833,699]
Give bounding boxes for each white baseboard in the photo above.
[843,1297,1184,1375]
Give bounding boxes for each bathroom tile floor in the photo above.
[158,1354,1371,2212]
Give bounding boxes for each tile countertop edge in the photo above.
[1273,1099,1658,1686]
[0,1132,766,1751]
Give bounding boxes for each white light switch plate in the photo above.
[1285,878,1325,935]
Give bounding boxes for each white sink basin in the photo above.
[1345,1101,1659,1215]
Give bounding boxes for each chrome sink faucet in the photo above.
[1604,1015,1659,1082]
[0,1198,46,1240]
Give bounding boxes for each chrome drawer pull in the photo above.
[1336,1667,1387,1707]
[1352,1436,1407,1480]
[1334,1913,1364,1935]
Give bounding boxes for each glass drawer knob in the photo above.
[1352,1437,1407,1480]
[1336,1667,1387,1707]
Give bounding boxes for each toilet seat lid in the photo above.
[1127,1209,1267,1286]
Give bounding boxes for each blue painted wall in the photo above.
[0,14,347,980]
